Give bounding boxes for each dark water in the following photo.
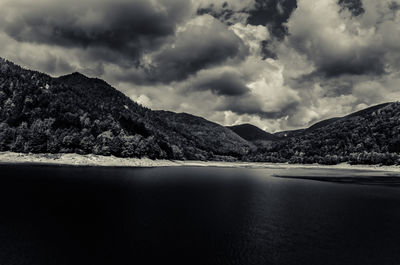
[0,165,400,265]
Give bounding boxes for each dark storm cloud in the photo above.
[319,54,386,77]
[217,95,264,115]
[197,5,238,25]
[261,40,278,60]
[306,50,387,78]
[291,53,386,99]
[288,30,386,79]
[217,94,299,119]
[245,0,297,60]
[247,0,298,39]
[195,1,254,25]
[338,0,365,16]
[0,0,191,64]
[293,72,355,96]
[197,2,252,25]
[191,72,250,96]
[389,1,400,11]
[145,17,249,83]
[199,0,297,60]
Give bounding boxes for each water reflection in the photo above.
[0,165,399,265]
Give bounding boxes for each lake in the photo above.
[0,165,399,265]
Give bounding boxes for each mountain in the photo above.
[275,103,392,138]
[247,102,400,165]
[1,57,399,165]
[227,123,280,142]
[0,58,251,161]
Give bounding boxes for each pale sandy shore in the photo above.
[0,151,399,172]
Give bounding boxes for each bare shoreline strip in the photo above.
[0,151,399,172]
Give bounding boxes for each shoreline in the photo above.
[0,151,400,172]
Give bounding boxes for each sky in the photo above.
[0,0,399,132]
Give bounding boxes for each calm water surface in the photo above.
[0,165,399,265]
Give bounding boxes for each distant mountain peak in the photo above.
[58,72,89,81]
[57,72,115,89]
[71,71,87,77]
[227,123,280,142]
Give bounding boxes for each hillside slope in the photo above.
[247,102,400,165]
[1,57,399,165]
[0,58,251,160]
[275,103,392,139]
[227,123,280,142]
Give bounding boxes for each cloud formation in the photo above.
[0,0,191,64]
[0,0,400,133]
[338,0,365,16]
[188,70,250,96]
[286,0,388,78]
[145,15,249,83]
[247,0,298,39]
[277,0,400,128]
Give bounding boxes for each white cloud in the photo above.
[269,0,400,129]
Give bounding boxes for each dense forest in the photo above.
[245,102,400,165]
[0,58,399,165]
[0,58,251,161]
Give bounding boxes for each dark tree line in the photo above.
[0,58,250,161]
[245,102,400,165]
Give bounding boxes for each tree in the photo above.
[0,122,13,151]
[25,118,54,153]
[93,130,114,156]
[80,135,95,154]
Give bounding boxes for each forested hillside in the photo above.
[246,102,400,165]
[275,103,391,139]
[1,58,400,165]
[0,58,251,161]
